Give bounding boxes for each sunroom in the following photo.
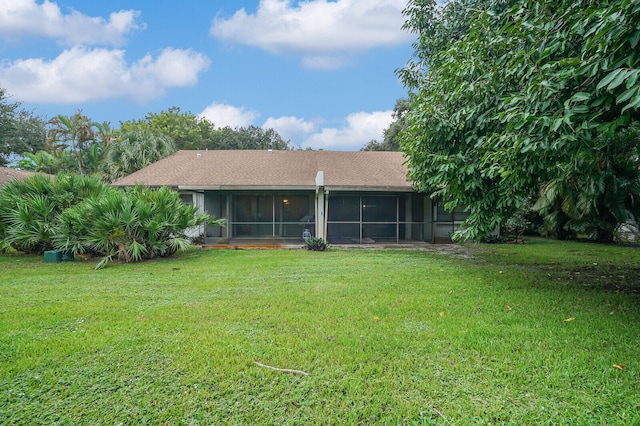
[114,150,466,245]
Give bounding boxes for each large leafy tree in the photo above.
[0,88,46,166]
[534,123,640,241]
[120,107,213,150]
[399,0,640,241]
[206,125,291,150]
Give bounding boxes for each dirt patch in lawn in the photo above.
[535,263,640,294]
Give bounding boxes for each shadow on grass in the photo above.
[534,263,640,294]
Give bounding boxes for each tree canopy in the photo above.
[120,107,292,151]
[102,129,176,181]
[0,88,46,167]
[399,0,640,241]
[9,104,292,179]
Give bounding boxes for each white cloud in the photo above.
[302,110,393,150]
[198,102,393,150]
[210,0,411,68]
[199,103,259,128]
[263,115,317,141]
[0,46,210,103]
[0,0,143,46]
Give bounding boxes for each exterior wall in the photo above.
[180,191,206,240]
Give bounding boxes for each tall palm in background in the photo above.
[102,129,176,181]
[47,112,97,174]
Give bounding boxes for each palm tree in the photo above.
[22,150,61,174]
[534,125,640,241]
[47,112,97,174]
[102,129,176,181]
[95,121,116,146]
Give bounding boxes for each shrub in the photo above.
[54,185,221,269]
[0,174,108,253]
[0,173,222,267]
[304,236,330,251]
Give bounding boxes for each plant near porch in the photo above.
[303,236,330,251]
[54,185,221,268]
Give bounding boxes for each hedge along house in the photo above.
[113,150,466,245]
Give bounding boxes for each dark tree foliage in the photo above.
[399,0,640,241]
[206,125,291,150]
[120,107,291,151]
[0,88,46,166]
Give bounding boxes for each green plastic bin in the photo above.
[44,250,62,262]
[44,250,74,262]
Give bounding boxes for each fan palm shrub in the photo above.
[0,174,108,253]
[54,185,222,269]
[304,236,330,251]
[1,174,220,267]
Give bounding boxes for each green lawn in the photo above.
[1,240,639,424]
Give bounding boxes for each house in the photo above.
[113,150,466,244]
[0,166,44,186]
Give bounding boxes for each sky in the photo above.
[0,0,415,150]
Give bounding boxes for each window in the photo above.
[179,193,193,205]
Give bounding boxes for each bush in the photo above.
[54,185,220,269]
[304,237,330,251]
[0,174,108,253]
[0,174,222,267]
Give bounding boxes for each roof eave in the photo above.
[325,186,414,193]
[178,185,319,191]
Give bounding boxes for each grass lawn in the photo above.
[1,239,639,424]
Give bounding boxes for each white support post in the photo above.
[315,171,325,239]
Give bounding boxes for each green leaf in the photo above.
[621,94,640,113]
[625,70,639,89]
[597,69,624,90]
[571,92,591,102]
[630,29,640,48]
[609,69,629,91]
[616,86,639,104]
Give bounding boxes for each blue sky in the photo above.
[0,0,414,150]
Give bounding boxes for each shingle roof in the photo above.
[0,167,43,186]
[113,150,413,191]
